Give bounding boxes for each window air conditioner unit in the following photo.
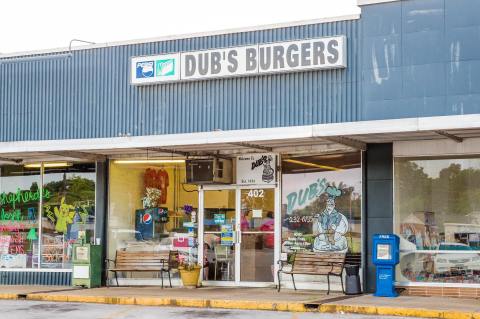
[185,158,233,184]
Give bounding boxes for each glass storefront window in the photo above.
[281,152,362,255]
[395,156,480,284]
[0,166,41,269]
[42,163,96,269]
[0,162,96,270]
[108,161,199,281]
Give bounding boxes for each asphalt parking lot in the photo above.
[0,299,423,319]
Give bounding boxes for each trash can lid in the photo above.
[345,264,359,269]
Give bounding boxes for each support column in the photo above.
[95,160,109,285]
[364,143,393,293]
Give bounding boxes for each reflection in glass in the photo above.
[395,157,480,284]
[240,189,275,282]
[281,152,362,255]
[42,163,96,269]
[203,190,235,281]
[0,166,41,269]
[108,162,199,281]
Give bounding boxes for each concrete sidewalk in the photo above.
[0,285,478,318]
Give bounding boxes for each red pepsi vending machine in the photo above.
[135,207,169,240]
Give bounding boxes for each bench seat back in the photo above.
[292,252,346,275]
[115,250,170,270]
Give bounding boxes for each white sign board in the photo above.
[73,265,90,279]
[0,254,27,268]
[0,235,11,255]
[237,153,276,185]
[131,36,346,85]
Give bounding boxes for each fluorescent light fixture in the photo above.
[24,162,72,168]
[284,159,341,171]
[114,159,185,164]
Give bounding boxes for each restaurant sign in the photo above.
[131,36,346,85]
[237,153,277,185]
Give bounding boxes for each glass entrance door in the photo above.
[200,187,276,284]
[203,189,236,281]
[239,188,275,282]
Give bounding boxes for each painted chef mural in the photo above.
[313,186,349,252]
[282,169,361,254]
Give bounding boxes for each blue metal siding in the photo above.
[361,0,480,120]
[0,21,361,142]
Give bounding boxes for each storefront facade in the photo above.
[1,0,479,297]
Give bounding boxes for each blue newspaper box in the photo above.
[372,234,400,297]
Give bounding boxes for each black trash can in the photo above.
[344,264,362,295]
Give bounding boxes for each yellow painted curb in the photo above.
[376,306,441,318]
[174,298,208,308]
[134,297,171,306]
[442,310,476,319]
[27,293,308,312]
[320,303,480,319]
[320,304,377,315]
[0,293,18,300]
[24,293,480,319]
[209,299,306,312]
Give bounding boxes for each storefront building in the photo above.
[0,0,479,297]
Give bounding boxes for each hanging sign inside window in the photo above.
[221,224,234,246]
[131,36,346,85]
[237,153,276,185]
[214,213,226,225]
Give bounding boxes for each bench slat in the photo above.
[117,256,166,258]
[288,252,346,276]
[110,268,163,271]
[112,250,175,270]
[294,259,344,264]
[116,263,164,266]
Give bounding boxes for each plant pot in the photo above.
[179,265,202,288]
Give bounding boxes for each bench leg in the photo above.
[277,271,281,292]
[327,274,330,295]
[168,270,172,288]
[114,271,119,287]
[161,271,164,289]
[291,274,297,290]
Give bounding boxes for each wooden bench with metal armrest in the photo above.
[277,251,346,294]
[106,250,179,288]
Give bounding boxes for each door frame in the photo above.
[198,184,280,287]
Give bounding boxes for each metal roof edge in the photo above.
[357,0,400,6]
[0,13,360,60]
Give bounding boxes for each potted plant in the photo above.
[178,261,202,288]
